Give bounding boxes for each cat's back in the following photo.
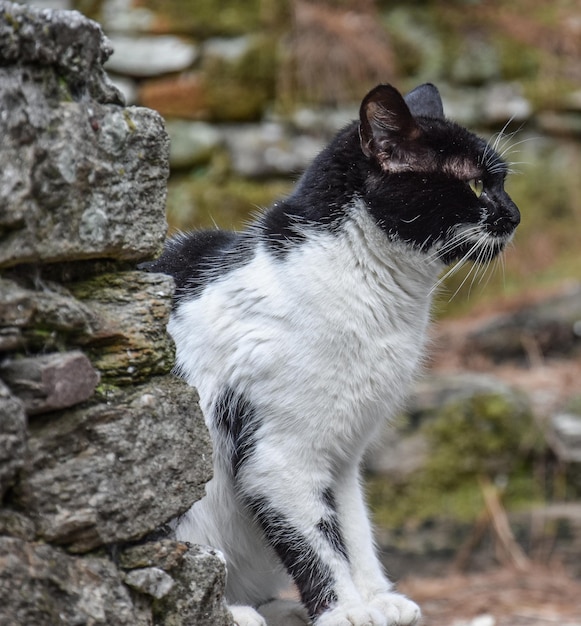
[139,229,248,297]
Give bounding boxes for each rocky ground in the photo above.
[393,284,581,626]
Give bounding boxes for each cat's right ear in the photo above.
[359,84,421,166]
[359,85,421,164]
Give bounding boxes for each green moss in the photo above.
[135,0,287,36]
[71,0,104,21]
[368,393,544,530]
[4,11,21,33]
[57,75,74,103]
[495,36,540,81]
[201,35,278,122]
[166,173,292,232]
[69,272,125,301]
[564,394,581,415]
[123,109,136,132]
[423,394,539,479]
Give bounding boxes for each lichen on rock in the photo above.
[0,2,230,623]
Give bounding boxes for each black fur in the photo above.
[318,488,348,561]
[246,496,338,620]
[138,230,251,299]
[142,83,519,296]
[213,387,261,478]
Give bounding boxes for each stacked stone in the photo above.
[0,2,231,624]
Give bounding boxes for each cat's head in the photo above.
[358,83,520,265]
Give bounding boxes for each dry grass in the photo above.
[279,0,395,105]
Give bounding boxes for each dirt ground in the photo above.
[399,566,581,626]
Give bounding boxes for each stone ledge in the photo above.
[16,376,211,553]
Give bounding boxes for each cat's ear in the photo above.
[359,84,421,163]
[404,83,444,120]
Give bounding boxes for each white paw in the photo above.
[229,604,267,626]
[315,602,387,626]
[369,592,421,626]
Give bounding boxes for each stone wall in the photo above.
[0,2,231,624]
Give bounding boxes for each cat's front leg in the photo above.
[334,465,421,626]
[241,465,388,625]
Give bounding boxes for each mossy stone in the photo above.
[200,35,278,122]
[134,0,277,36]
[369,392,543,529]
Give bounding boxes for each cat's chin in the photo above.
[438,231,513,266]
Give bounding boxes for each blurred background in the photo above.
[19,1,581,623]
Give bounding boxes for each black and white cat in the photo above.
[143,83,520,626]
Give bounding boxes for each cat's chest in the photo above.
[172,228,436,424]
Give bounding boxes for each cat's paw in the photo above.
[258,599,310,625]
[368,592,421,626]
[315,603,387,626]
[229,604,267,626]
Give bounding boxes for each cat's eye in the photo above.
[468,178,484,197]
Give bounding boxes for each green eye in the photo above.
[468,178,484,197]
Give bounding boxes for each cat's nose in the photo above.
[489,195,520,236]
[505,199,521,227]
[489,208,520,236]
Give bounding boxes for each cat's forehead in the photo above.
[423,122,505,179]
[442,156,483,180]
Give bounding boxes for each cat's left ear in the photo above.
[404,83,444,120]
[359,84,421,166]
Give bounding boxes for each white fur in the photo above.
[170,202,443,624]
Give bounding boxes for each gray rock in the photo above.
[0,277,98,352]
[288,105,358,138]
[202,35,254,62]
[451,37,500,86]
[225,123,323,178]
[439,86,485,127]
[549,412,581,462]
[0,379,27,498]
[124,567,175,599]
[105,35,198,77]
[166,120,223,169]
[0,351,100,415]
[153,544,233,626]
[463,283,581,363]
[0,508,36,541]
[482,82,532,124]
[0,1,170,268]
[0,536,150,626]
[0,100,169,266]
[0,277,98,342]
[119,539,189,571]
[16,377,212,552]
[0,3,228,623]
[100,0,156,33]
[0,1,123,104]
[70,271,176,385]
[108,73,139,105]
[0,272,174,382]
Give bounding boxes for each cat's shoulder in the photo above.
[139,229,249,297]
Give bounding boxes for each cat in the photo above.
[141,83,520,626]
